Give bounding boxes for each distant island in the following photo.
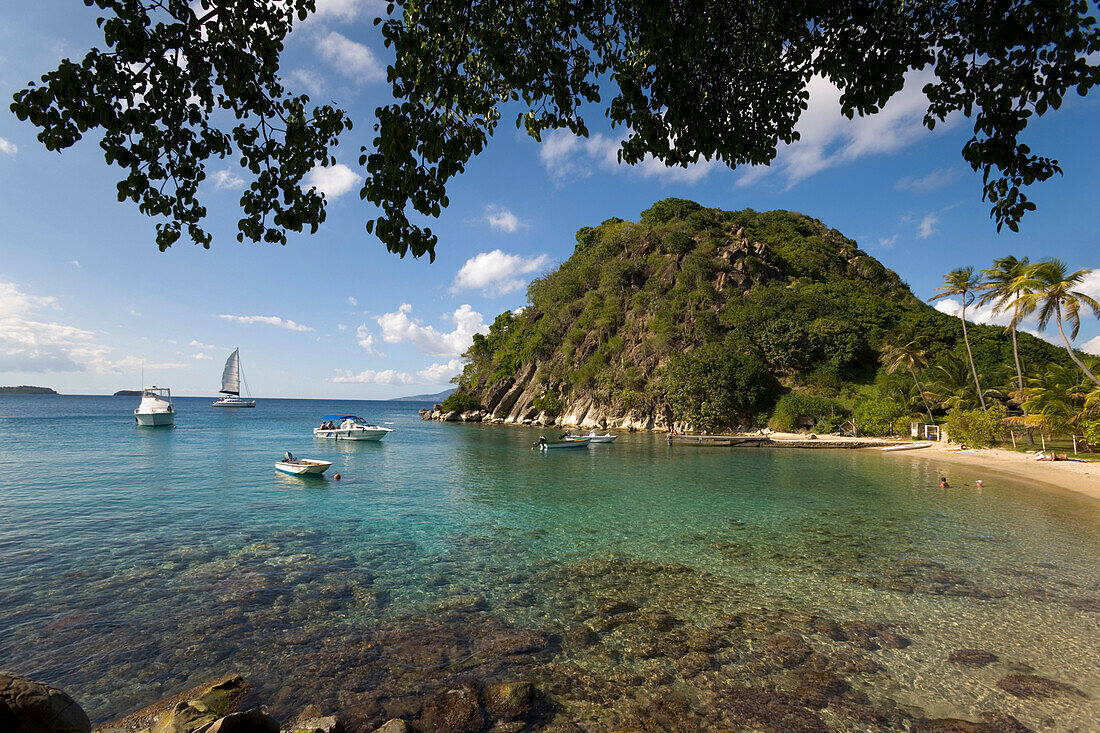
[389,388,455,402]
[113,390,142,397]
[0,386,59,395]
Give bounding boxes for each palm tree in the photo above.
[1010,259,1100,386]
[879,335,935,423]
[925,353,1003,412]
[1023,362,1090,434]
[978,255,1034,409]
[930,267,987,411]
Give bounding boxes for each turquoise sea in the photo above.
[1,395,1098,731]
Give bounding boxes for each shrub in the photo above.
[533,389,563,417]
[665,336,781,430]
[441,392,481,413]
[944,404,1007,447]
[770,392,848,432]
[853,398,909,436]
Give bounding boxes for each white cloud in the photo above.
[1083,335,1100,356]
[192,352,213,360]
[452,250,550,296]
[896,168,960,192]
[376,303,488,358]
[0,281,187,374]
[876,234,898,249]
[304,163,360,200]
[337,323,348,331]
[355,324,384,356]
[418,358,463,383]
[917,213,939,239]
[737,69,957,189]
[538,129,719,185]
[1077,270,1100,301]
[217,314,313,332]
[933,298,1063,345]
[70,260,81,268]
[316,31,384,82]
[347,296,359,306]
[212,168,245,190]
[190,339,215,349]
[330,368,414,384]
[0,137,16,156]
[128,305,142,317]
[311,0,385,21]
[483,205,526,233]
[286,68,326,97]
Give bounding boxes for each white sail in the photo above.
[220,349,240,395]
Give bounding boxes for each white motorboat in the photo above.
[213,348,256,407]
[882,442,933,452]
[534,436,590,450]
[568,430,617,443]
[275,452,332,475]
[314,415,394,441]
[134,386,175,426]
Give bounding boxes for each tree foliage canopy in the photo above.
[12,0,1100,256]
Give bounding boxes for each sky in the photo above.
[1,1,1098,398]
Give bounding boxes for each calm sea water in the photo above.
[1,395,1098,731]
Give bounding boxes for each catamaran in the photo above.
[212,348,256,408]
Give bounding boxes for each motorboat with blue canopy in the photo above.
[314,415,393,441]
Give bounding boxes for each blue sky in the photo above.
[1,1,1098,398]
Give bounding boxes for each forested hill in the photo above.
[449,199,1065,431]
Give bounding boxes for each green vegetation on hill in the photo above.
[0,386,59,395]
[455,199,1076,433]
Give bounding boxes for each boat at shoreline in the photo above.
[213,348,256,408]
[134,387,174,427]
[882,442,932,452]
[314,415,393,441]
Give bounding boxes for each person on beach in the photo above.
[940,477,949,489]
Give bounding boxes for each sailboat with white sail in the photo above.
[212,348,256,408]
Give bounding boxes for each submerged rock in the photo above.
[370,721,412,733]
[0,672,90,733]
[996,674,1085,699]
[419,684,483,732]
[912,714,1033,733]
[948,649,999,667]
[483,681,534,720]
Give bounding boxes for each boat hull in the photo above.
[213,398,256,408]
[882,442,932,452]
[135,411,174,427]
[275,460,332,475]
[313,428,391,441]
[540,439,590,450]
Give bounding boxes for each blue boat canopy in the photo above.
[321,414,361,421]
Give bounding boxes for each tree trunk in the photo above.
[1055,306,1100,386]
[1010,319,1034,445]
[909,365,935,424]
[960,301,987,410]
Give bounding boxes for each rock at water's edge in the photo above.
[0,672,91,733]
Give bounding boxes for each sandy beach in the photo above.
[871,440,1100,501]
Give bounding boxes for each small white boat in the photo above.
[534,436,590,450]
[275,452,332,475]
[213,348,256,408]
[882,442,932,452]
[134,386,175,426]
[575,430,617,443]
[314,415,393,441]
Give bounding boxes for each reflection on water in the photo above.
[0,396,1098,731]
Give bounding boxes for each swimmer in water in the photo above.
[975,479,983,488]
[939,477,949,488]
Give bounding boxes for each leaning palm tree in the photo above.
[930,267,987,411]
[978,255,1034,410]
[879,335,935,423]
[1010,259,1100,386]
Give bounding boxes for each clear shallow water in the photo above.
[1,395,1098,731]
